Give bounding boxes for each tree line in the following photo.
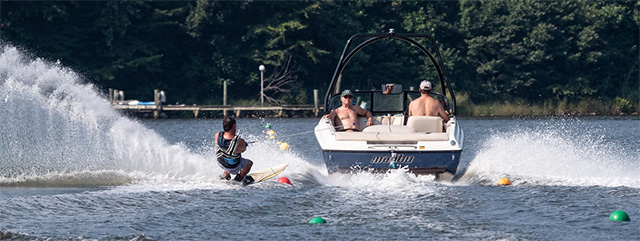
[1,1,637,112]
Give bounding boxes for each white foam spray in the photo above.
[0,46,217,186]
[460,123,640,188]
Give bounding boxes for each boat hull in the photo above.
[322,149,461,175]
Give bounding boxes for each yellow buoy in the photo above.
[497,177,512,186]
[269,135,276,139]
[279,142,290,151]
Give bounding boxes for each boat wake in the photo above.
[0,170,135,187]
[458,125,640,188]
[0,45,222,187]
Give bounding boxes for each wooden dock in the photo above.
[109,88,322,118]
[113,104,321,118]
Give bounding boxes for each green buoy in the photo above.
[265,123,271,129]
[309,217,326,224]
[609,210,630,222]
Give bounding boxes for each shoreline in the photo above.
[127,111,639,119]
[121,97,639,119]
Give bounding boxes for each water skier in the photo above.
[215,116,254,185]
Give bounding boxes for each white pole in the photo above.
[259,65,265,107]
[223,80,228,117]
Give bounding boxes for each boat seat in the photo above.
[406,116,443,133]
[334,132,448,141]
[392,114,404,125]
[356,114,405,130]
[378,114,404,125]
[380,116,393,125]
[356,116,385,130]
[335,116,448,142]
[362,125,415,133]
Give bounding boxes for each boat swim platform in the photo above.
[113,104,322,118]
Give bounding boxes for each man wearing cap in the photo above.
[325,89,373,132]
[408,80,450,122]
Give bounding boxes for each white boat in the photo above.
[314,29,464,180]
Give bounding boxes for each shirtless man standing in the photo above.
[325,89,373,132]
[408,80,450,122]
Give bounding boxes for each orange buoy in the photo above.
[277,176,292,185]
[497,177,512,186]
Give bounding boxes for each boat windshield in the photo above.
[372,92,403,112]
[328,91,371,111]
[328,90,407,115]
[328,90,452,116]
[406,91,452,114]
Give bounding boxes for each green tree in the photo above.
[401,1,467,94]
[460,0,639,103]
[1,0,636,109]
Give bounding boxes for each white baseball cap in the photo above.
[420,80,432,91]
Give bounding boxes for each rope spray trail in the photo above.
[246,118,370,144]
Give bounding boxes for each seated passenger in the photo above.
[408,80,450,122]
[324,89,373,132]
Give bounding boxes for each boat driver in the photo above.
[324,89,374,132]
[408,80,450,122]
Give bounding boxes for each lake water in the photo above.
[1,46,639,240]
